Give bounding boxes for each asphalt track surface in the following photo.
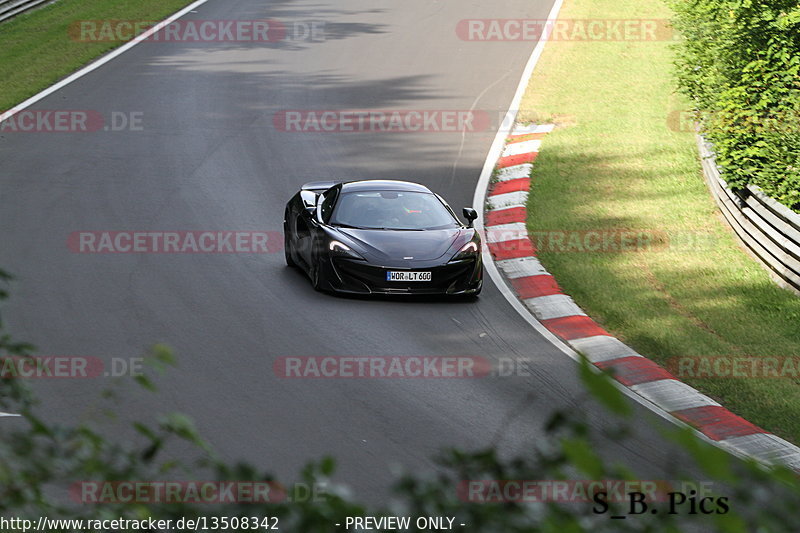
[0,0,699,505]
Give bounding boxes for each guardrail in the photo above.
[0,0,52,23]
[697,135,800,295]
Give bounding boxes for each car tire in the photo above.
[310,259,323,292]
[307,243,324,291]
[284,230,296,267]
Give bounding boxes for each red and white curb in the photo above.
[481,123,800,473]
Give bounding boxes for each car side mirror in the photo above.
[300,190,318,218]
[463,207,478,227]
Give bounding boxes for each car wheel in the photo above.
[284,230,296,267]
[310,259,323,291]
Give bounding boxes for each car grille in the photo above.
[333,258,475,293]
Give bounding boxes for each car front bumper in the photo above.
[321,256,483,295]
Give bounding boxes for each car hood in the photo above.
[334,227,464,262]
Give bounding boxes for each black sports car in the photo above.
[284,180,482,296]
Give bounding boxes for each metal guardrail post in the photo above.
[697,134,800,295]
[0,0,54,24]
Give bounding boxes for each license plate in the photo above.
[386,271,431,282]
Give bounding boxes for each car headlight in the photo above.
[329,240,364,260]
[451,241,480,261]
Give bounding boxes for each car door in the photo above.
[294,190,318,269]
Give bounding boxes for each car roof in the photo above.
[340,180,432,193]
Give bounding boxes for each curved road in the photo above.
[0,0,696,504]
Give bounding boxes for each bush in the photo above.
[669,0,800,211]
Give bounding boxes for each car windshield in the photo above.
[330,190,460,230]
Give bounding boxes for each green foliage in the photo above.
[669,0,800,211]
[578,355,632,417]
[1,268,799,531]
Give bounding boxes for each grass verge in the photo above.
[0,0,194,111]
[519,0,800,443]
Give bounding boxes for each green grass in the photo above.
[0,0,194,111]
[520,0,800,443]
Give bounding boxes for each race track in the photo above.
[0,0,696,504]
